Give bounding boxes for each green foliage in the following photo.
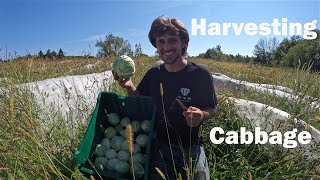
[253,37,278,64]
[254,31,320,70]
[57,48,65,59]
[51,50,57,59]
[197,31,319,71]
[272,36,303,65]
[96,33,132,58]
[281,39,320,70]
[134,43,143,57]
[196,45,253,63]
[45,49,52,59]
[198,45,223,60]
[38,50,44,58]
[36,49,64,60]
[0,88,86,179]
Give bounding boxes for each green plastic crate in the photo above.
[75,92,156,180]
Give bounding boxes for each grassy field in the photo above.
[0,56,319,179]
[190,58,320,129]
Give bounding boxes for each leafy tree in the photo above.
[235,54,242,61]
[275,30,319,70]
[134,43,142,57]
[96,33,132,58]
[216,45,222,53]
[57,48,65,59]
[281,38,320,70]
[38,50,44,58]
[200,45,223,60]
[253,37,278,64]
[273,36,304,64]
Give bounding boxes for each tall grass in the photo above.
[0,57,112,86]
[0,57,100,179]
[1,56,319,179]
[203,97,320,179]
[0,86,87,179]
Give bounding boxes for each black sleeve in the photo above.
[203,68,218,109]
[137,68,154,96]
[137,73,149,96]
[210,74,218,109]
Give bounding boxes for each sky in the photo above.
[0,0,319,60]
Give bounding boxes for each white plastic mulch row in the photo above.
[228,97,320,142]
[212,73,320,110]
[2,71,114,121]
[228,97,320,158]
[1,70,319,152]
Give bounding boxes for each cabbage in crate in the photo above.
[112,55,135,80]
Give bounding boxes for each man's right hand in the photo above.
[112,70,132,89]
[118,78,134,90]
[112,70,138,96]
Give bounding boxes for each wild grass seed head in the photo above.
[126,124,134,154]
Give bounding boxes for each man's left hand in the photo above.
[182,106,204,127]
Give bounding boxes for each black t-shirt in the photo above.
[137,61,217,148]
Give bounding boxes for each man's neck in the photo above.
[164,58,188,72]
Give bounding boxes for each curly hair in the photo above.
[148,16,189,56]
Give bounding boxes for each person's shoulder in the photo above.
[188,61,211,74]
[145,63,163,75]
[152,63,164,71]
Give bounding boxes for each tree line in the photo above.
[96,31,319,71]
[4,48,94,61]
[198,30,320,71]
[3,48,66,61]
[38,48,65,59]
[4,30,318,71]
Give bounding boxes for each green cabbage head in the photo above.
[112,55,135,79]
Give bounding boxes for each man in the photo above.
[114,16,217,180]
